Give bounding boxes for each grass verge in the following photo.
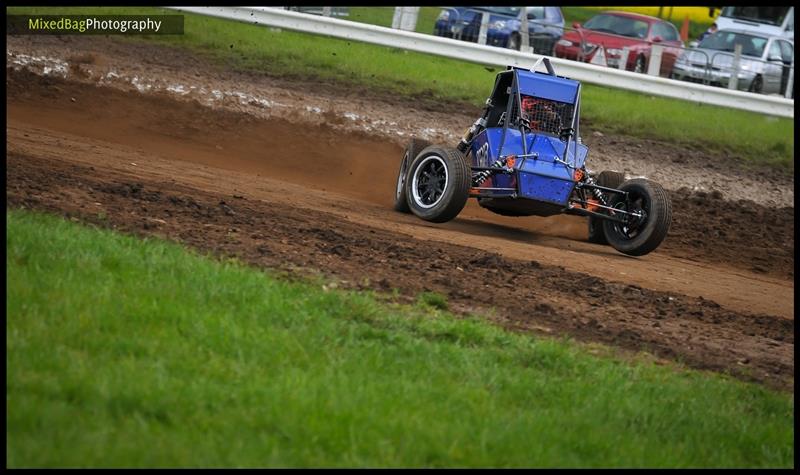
[6,209,794,468]
[6,6,794,168]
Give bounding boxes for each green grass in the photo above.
[6,209,794,468]
[6,6,793,168]
[347,7,443,35]
[417,291,449,311]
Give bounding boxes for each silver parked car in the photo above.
[671,28,793,95]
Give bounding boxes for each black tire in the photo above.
[394,138,432,213]
[543,37,557,56]
[587,170,626,245]
[507,33,521,51]
[602,178,672,256]
[633,55,646,73]
[405,146,471,223]
[748,75,763,94]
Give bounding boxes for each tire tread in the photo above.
[394,138,432,213]
[603,178,671,256]
[406,146,471,223]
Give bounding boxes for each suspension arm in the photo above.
[575,182,628,196]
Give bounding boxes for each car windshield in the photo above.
[698,30,768,57]
[583,14,649,39]
[526,7,546,20]
[720,6,790,26]
[475,7,520,17]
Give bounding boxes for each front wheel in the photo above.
[394,138,432,213]
[633,55,646,73]
[748,75,763,94]
[602,178,671,256]
[405,146,471,223]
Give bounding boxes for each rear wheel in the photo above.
[603,178,672,256]
[633,54,646,73]
[405,146,471,223]
[587,170,626,244]
[542,37,557,56]
[748,75,763,94]
[394,138,432,213]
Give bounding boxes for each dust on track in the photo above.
[6,34,795,208]
[6,68,795,390]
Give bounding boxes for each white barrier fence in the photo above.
[166,6,794,119]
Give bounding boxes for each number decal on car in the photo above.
[476,142,490,167]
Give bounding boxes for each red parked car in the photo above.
[554,11,684,75]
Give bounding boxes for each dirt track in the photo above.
[5,42,795,389]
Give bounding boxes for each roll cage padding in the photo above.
[485,71,514,128]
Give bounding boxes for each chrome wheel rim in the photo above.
[634,57,645,73]
[411,155,448,209]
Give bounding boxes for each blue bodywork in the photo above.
[471,129,588,205]
[468,68,586,209]
[516,70,578,103]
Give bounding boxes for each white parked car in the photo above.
[672,29,793,95]
[714,6,794,40]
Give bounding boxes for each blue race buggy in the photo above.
[394,58,671,256]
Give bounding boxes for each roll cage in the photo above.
[467,57,582,160]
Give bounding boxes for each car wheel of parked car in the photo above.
[541,37,556,56]
[507,33,521,51]
[748,75,763,94]
[587,170,626,245]
[405,146,471,223]
[394,138,432,213]
[633,55,646,73]
[602,178,672,256]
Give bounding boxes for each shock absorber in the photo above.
[585,176,608,205]
[457,117,487,153]
[473,157,507,187]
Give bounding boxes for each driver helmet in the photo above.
[521,95,559,133]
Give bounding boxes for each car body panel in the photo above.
[671,29,793,94]
[554,11,683,73]
[434,6,564,53]
[517,70,580,103]
[469,128,587,205]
